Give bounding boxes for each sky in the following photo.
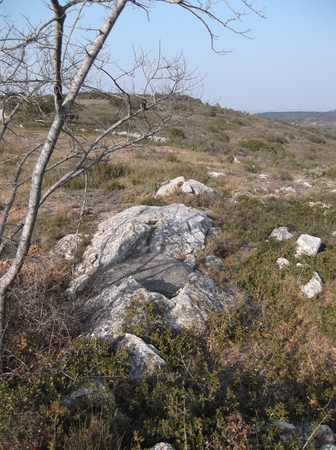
[3,0,336,113]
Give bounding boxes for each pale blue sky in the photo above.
[3,0,336,112]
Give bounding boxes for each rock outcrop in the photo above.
[69,204,232,378]
[69,203,213,298]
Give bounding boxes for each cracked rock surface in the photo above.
[69,204,232,378]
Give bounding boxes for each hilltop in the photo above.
[255,110,336,137]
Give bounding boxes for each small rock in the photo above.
[295,234,322,257]
[155,176,185,197]
[61,378,113,410]
[209,171,225,177]
[184,254,196,269]
[233,156,241,164]
[309,201,329,209]
[314,424,335,448]
[295,179,312,188]
[147,444,176,450]
[118,333,166,379]
[156,177,214,197]
[278,420,296,433]
[205,255,225,270]
[300,272,323,298]
[332,231,336,237]
[277,257,290,269]
[52,233,83,260]
[280,186,295,194]
[181,179,214,195]
[270,227,294,242]
[318,445,336,450]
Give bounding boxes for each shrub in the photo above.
[303,167,326,179]
[307,134,326,144]
[266,135,288,144]
[169,128,186,139]
[219,132,230,142]
[165,154,178,162]
[279,171,293,181]
[240,139,272,152]
[326,166,336,179]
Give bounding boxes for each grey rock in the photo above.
[72,204,232,378]
[300,272,323,298]
[270,227,294,242]
[277,257,290,269]
[166,271,230,331]
[278,420,296,433]
[148,443,176,450]
[309,201,330,209]
[52,233,83,260]
[314,424,335,448]
[296,234,322,257]
[181,179,214,195]
[278,421,335,449]
[84,276,169,340]
[84,272,231,339]
[118,333,166,379]
[205,255,225,270]
[155,177,214,197]
[155,176,185,197]
[184,253,196,269]
[61,378,113,410]
[295,179,312,188]
[209,171,225,177]
[70,204,212,298]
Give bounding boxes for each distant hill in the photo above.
[255,110,336,137]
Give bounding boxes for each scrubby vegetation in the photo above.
[1,96,336,448]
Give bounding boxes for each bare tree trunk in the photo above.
[0,0,128,347]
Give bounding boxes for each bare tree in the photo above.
[0,0,264,346]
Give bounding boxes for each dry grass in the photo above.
[1,99,336,449]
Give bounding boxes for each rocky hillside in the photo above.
[255,110,336,137]
[1,97,336,449]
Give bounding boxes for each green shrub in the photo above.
[165,154,178,162]
[307,134,326,144]
[219,132,230,142]
[326,165,336,179]
[279,171,293,181]
[266,135,288,144]
[240,139,272,152]
[303,167,326,179]
[169,128,186,139]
